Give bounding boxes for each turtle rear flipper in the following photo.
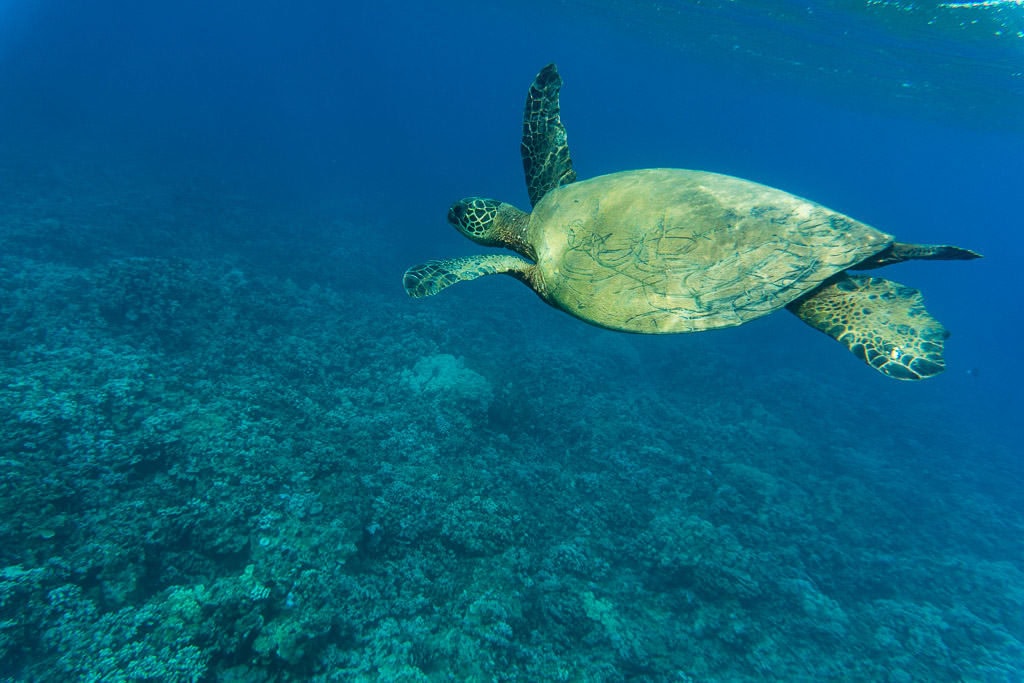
[788,274,949,380]
[403,255,534,298]
[521,64,577,207]
[854,242,982,269]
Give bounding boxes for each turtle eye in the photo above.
[448,203,466,225]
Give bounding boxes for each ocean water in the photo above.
[0,1,1021,680]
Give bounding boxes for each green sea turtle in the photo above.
[403,64,980,380]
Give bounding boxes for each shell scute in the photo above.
[529,168,892,333]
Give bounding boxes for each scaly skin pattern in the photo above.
[521,64,577,208]
[403,254,533,298]
[788,274,948,380]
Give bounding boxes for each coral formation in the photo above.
[0,172,1020,681]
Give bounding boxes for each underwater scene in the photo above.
[1,1,1022,680]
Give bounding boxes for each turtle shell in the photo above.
[528,168,893,333]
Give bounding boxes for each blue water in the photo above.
[1,1,1021,680]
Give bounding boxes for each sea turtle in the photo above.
[403,64,981,380]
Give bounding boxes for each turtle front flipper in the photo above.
[403,255,534,298]
[521,63,577,207]
[787,274,949,380]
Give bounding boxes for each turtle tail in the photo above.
[854,242,982,269]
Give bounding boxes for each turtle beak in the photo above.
[447,202,466,226]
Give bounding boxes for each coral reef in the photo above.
[0,172,1020,681]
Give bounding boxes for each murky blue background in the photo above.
[1,1,1020,679]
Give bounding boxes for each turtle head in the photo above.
[448,197,532,255]
[448,197,506,244]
